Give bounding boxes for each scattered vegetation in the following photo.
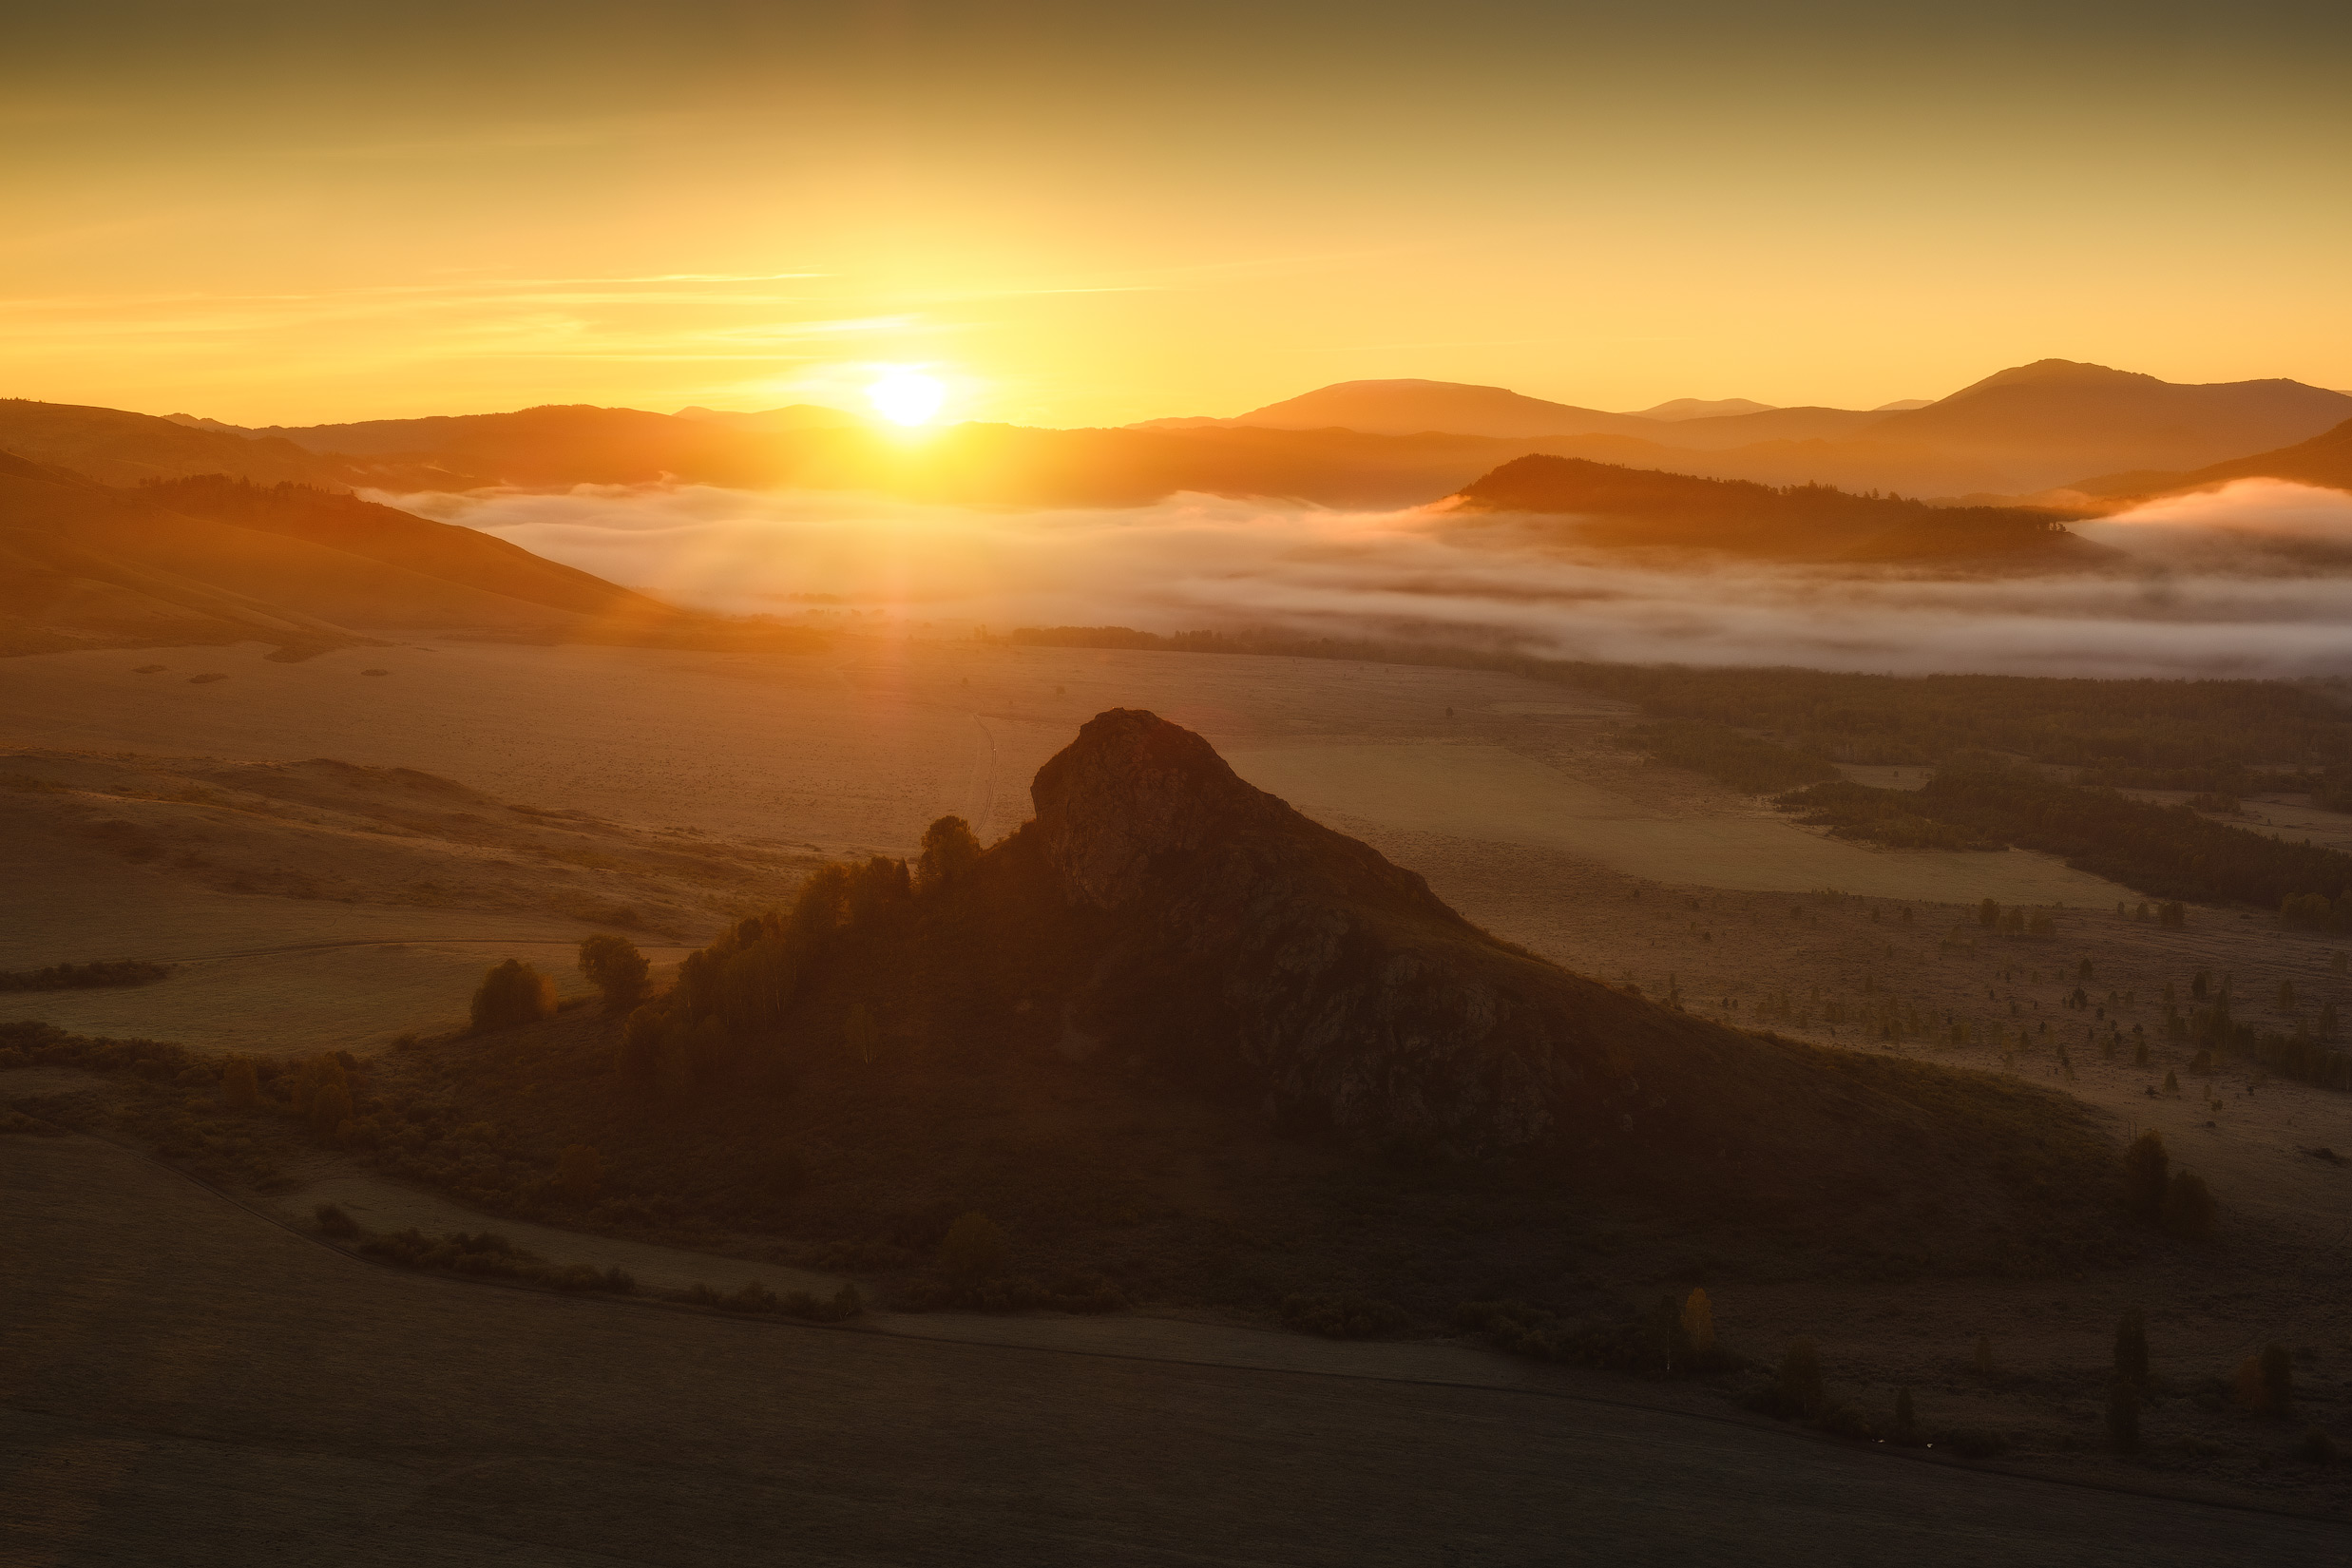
[470,959,558,1033]
[577,935,649,1014]
[0,959,172,991]
[1625,720,1840,794]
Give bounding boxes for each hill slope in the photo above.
[481,709,2121,1305]
[1444,454,2098,564]
[0,458,780,657]
[2063,417,2352,501]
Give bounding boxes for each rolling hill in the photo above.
[0,457,775,657]
[2060,416,2352,502]
[1445,454,2101,564]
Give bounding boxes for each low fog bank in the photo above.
[383,478,2352,679]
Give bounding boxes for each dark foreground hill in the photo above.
[362,711,2122,1316]
[1445,454,2103,564]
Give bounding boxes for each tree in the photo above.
[471,959,557,1033]
[1680,1288,1714,1358]
[617,1005,664,1097]
[2261,1343,2294,1412]
[940,1212,1007,1279]
[2123,1131,2169,1218]
[310,1077,353,1142]
[1978,898,1998,928]
[844,1003,879,1064]
[2107,1380,2140,1452]
[578,934,650,1013]
[2159,901,2186,929]
[2113,1308,2148,1386]
[2161,1170,2215,1239]
[2162,1068,2179,1094]
[554,1144,602,1204]
[918,815,984,890]
[1776,1339,1824,1418]
[221,1055,258,1110]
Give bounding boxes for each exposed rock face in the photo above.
[1028,710,1729,1159]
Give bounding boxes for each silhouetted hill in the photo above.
[137,476,677,621]
[1447,455,2100,564]
[0,460,802,657]
[474,709,2118,1301]
[0,398,345,488]
[2060,417,2352,502]
[1866,360,2352,488]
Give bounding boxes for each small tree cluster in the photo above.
[471,959,557,1033]
[577,935,649,1013]
[288,1053,354,1141]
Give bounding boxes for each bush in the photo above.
[314,1202,359,1237]
[577,935,649,1013]
[2262,1343,2294,1412]
[1282,1293,1409,1339]
[1680,1288,1715,1357]
[1775,1339,1825,1419]
[2161,1170,2216,1239]
[221,1055,259,1111]
[2123,1131,2169,1218]
[470,959,557,1033]
[938,1212,1007,1279]
[554,1144,602,1204]
[2113,1308,2148,1386]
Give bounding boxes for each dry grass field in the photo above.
[7,632,2352,1543]
[7,1130,2349,1566]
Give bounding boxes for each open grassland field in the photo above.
[6,1131,2350,1566]
[7,635,2352,1528]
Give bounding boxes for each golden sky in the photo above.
[6,2,2348,426]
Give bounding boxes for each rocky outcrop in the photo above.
[1026,710,1761,1161]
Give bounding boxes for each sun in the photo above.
[867,369,947,427]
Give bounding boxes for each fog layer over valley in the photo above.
[396,478,2352,678]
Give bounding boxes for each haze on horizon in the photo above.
[7,0,2350,428]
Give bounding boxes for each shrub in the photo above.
[2161,1170,2215,1239]
[577,934,649,1013]
[1282,1293,1409,1339]
[314,1202,359,1237]
[221,1055,259,1111]
[310,1080,354,1142]
[939,1211,1007,1279]
[2123,1131,2169,1218]
[2262,1343,2294,1412]
[470,959,557,1033]
[2107,1379,2140,1452]
[1775,1339,1825,1418]
[2235,1354,2269,1412]
[1680,1288,1714,1357]
[844,1003,879,1064]
[554,1144,602,1204]
[2113,1308,2148,1386]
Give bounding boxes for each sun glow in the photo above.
[868,369,947,427]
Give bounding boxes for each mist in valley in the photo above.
[393,477,2352,679]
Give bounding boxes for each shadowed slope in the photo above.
[1444,455,2098,564]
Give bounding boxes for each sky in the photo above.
[6,1,2348,428]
